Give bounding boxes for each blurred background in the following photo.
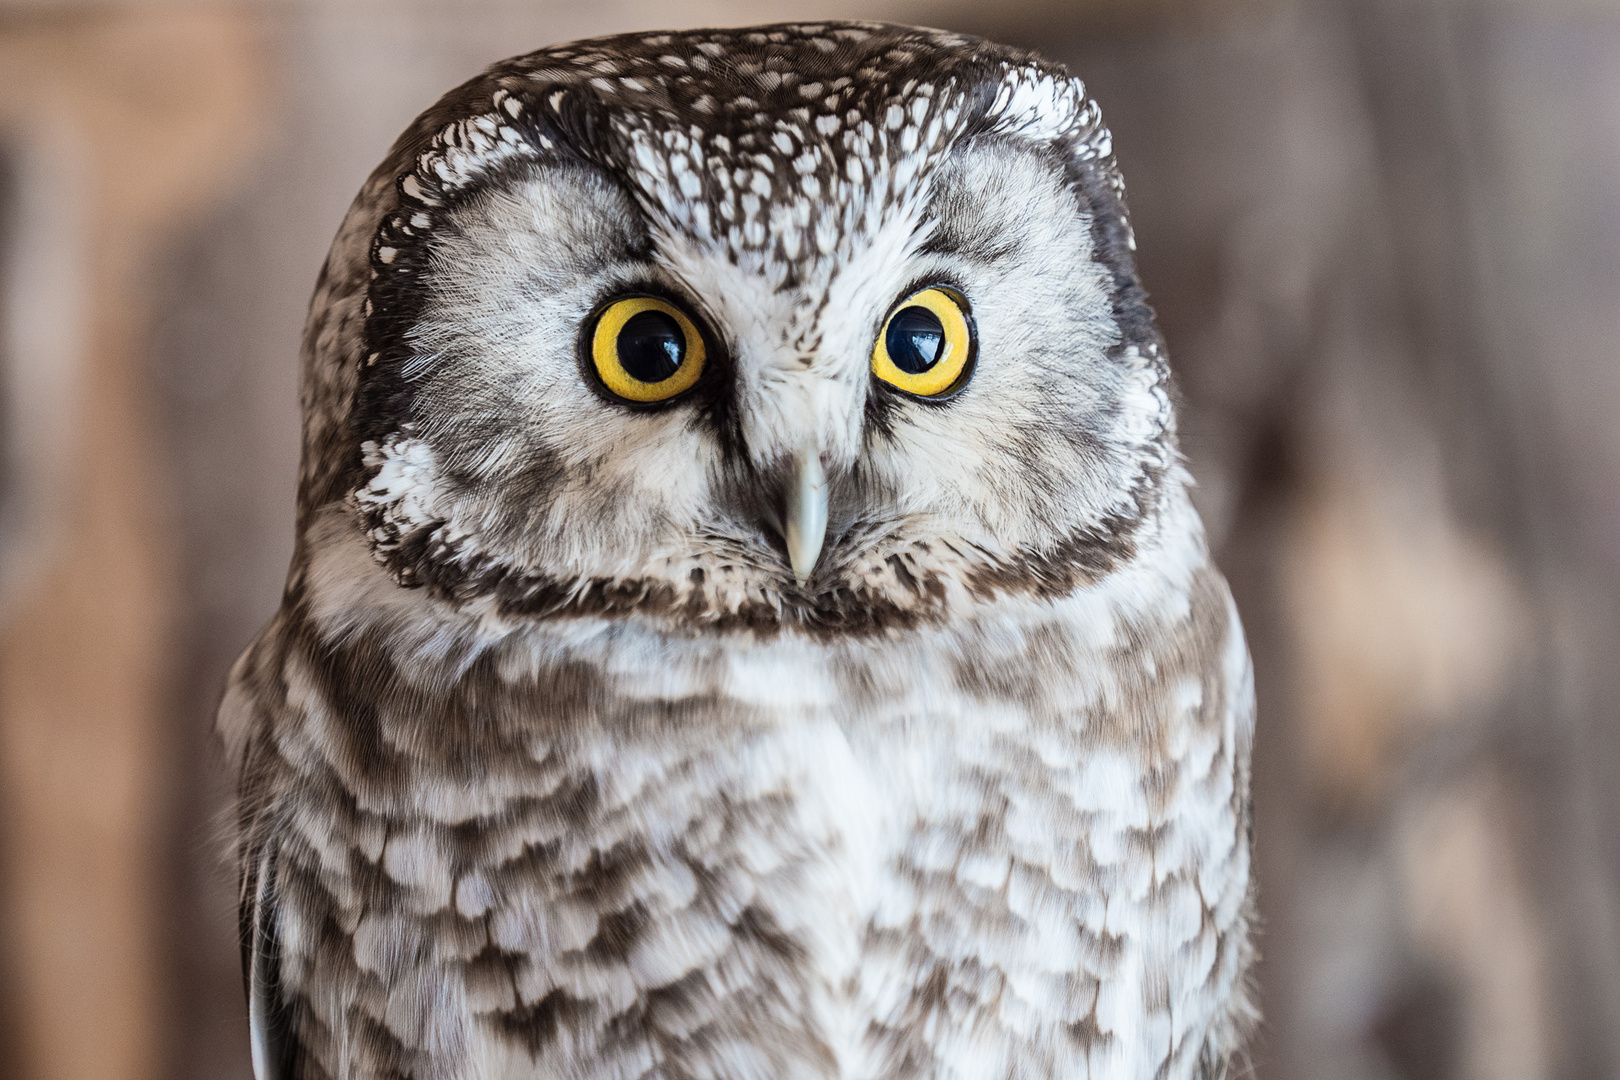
[1,0,1617,1078]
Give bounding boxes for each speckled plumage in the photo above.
[223,22,1257,1080]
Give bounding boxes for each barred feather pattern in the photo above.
[223,484,1255,1080]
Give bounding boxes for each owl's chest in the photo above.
[368,633,1090,932]
[317,645,1010,1072]
[373,641,1035,946]
[277,604,1247,1080]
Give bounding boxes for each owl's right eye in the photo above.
[586,295,707,404]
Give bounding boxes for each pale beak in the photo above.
[783,448,828,585]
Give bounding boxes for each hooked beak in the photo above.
[782,448,828,585]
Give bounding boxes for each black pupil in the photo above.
[885,306,946,374]
[617,310,685,382]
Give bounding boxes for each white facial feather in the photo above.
[355,130,1164,617]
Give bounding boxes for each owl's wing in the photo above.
[243,838,304,1080]
[223,625,312,1080]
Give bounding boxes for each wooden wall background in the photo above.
[1,2,1616,1079]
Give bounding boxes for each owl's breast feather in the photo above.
[228,484,1254,1079]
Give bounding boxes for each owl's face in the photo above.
[337,24,1173,633]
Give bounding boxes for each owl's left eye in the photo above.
[586,295,707,404]
[871,286,975,400]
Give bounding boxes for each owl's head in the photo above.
[300,22,1177,636]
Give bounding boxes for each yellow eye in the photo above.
[871,286,975,399]
[587,295,707,404]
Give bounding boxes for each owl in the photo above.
[221,21,1256,1080]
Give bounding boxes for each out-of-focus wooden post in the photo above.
[0,10,265,1080]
